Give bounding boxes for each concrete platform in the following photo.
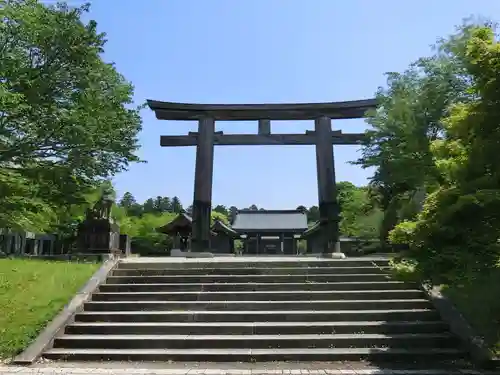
[1,365,497,375]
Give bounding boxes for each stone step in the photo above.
[41,256,464,364]
[43,347,465,362]
[91,289,425,302]
[106,274,391,284]
[116,259,391,270]
[112,266,390,276]
[83,299,433,312]
[99,281,415,293]
[74,309,440,323]
[53,333,458,350]
[65,321,450,335]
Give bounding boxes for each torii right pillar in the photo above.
[314,116,344,258]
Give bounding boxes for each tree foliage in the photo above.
[367,22,500,282]
[357,33,473,244]
[406,26,500,280]
[0,0,142,230]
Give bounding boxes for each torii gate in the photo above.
[147,99,377,256]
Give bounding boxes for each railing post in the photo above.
[191,118,215,252]
[314,116,342,257]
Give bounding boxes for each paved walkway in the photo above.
[1,362,499,375]
[0,368,499,375]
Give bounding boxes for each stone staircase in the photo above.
[43,258,467,362]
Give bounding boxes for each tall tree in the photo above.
[153,196,171,213]
[0,0,142,230]
[171,196,182,213]
[390,24,500,280]
[336,182,381,238]
[228,206,238,223]
[356,34,472,242]
[296,205,308,213]
[161,197,172,212]
[213,205,228,217]
[307,206,320,223]
[119,192,136,209]
[142,198,155,214]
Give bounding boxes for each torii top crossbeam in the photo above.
[147,99,377,121]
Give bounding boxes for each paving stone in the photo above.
[1,368,500,375]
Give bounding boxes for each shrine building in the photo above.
[231,210,308,255]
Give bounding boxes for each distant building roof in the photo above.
[212,219,240,238]
[157,212,193,235]
[232,210,308,232]
[158,213,226,237]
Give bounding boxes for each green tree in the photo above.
[390,23,500,281]
[0,169,55,231]
[119,192,143,217]
[356,34,472,243]
[296,205,308,213]
[211,211,229,225]
[162,197,172,212]
[0,0,142,230]
[153,196,171,213]
[307,206,320,223]
[228,206,238,223]
[213,205,228,217]
[171,196,183,213]
[121,212,176,255]
[142,198,155,214]
[119,192,136,209]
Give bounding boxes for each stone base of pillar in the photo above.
[329,252,346,259]
[321,252,346,259]
[321,241,346,258]
[332,240,341,253]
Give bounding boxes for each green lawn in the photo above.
[390,259,500,356]
[0,259,100,359]
[441,268,500,356]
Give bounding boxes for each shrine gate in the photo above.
[147,99,377,256]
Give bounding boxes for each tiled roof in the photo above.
[232,210,308,232]
[211,220,240,238]
[156,212,192,234]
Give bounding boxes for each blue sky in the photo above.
[78,0,500,209]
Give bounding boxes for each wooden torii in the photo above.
[147,99,377,256]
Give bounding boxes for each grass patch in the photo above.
[389,257,500,356]
[441,268,500,356]
[0,258,100,359]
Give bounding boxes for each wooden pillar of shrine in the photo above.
[191,118,215,252]
[314,116,341,255]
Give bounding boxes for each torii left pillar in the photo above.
[191,118,215,252]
